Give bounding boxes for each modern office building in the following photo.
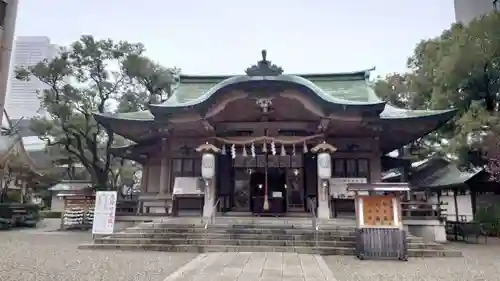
[0,0,19,125]
[454,0,499,24]
[5,36,59,120]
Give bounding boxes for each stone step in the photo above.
[125,223,355,232]
[94,238,354,247]
[140,222,356,231]
[93,237,445,250]
[122,227,356,236]
[109,231,430,245]
[78,243,462,257]
[161,216,356,225]
[109,232,358,241]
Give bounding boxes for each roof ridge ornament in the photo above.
[245,49,284,77]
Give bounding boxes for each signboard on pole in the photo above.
[92,191,117,235]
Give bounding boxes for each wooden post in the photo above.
[470,187,477,219]
[159,138,167,195]
[453,188,459,240]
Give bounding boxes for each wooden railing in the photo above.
[400,201,447,220]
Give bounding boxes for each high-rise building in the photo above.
[5,36,59,120]
[454,0,499,24]
[0,0,19,125]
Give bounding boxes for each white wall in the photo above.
[429,193,500,222]
[429,194,474,222]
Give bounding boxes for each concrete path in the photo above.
[164,252,337,281]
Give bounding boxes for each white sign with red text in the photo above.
[92,191,117,235]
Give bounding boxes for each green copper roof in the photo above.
[160,74,384,108]
[149,52,385,115]
[173,69,376,104]
[309,79,380,103]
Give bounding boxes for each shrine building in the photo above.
[93,51,457,219]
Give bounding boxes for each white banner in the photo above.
[92,191,117,235]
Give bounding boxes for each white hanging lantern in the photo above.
[201,153,215,179]
[317,152,332,180]
[251,143,256,157]
[262,142,267,153]
[221,144,226,155]
[280,144,286,156]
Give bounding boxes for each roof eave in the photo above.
[93,112,157,141]
[379,109,459,154]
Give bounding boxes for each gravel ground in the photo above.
[324,239,500,281]
[0,220,198,281]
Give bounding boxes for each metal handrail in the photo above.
[204,198,221,244]
[307,197,319,252]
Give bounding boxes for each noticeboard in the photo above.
[92,191,117,235]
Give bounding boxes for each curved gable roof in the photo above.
[149,66,386,117]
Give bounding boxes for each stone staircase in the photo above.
[79,217,462,258]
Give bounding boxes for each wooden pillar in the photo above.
[453,188,459,240]
[470,186,477,219]
[141,163,149,193]
[159,138,167,195]
[164,139,172,194]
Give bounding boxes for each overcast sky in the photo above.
[15,0,455,77]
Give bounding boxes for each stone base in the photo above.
[404,219,447,243]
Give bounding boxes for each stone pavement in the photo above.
[164,252,337,281]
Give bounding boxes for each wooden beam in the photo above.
[201,119,215,132]
[317,118,330,132]
[215,121,317,132]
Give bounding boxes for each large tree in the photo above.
[16,35,177,189]
[374,12,500,168]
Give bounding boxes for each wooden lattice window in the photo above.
[332,158,370,179]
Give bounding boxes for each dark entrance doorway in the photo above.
[218,153,312,215]
[250,168,286,216]
[286,168,306,212]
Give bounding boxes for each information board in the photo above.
[91,191,117,235]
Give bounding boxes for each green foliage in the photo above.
[0,203,41,228]
[374,12,500,168]
[4,190,21,203]
[41,211,62,219]
[474,204,500,234]
[15,35,178,189]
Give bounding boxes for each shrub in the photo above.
[474,204,500,235]
[41,211,62,219]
